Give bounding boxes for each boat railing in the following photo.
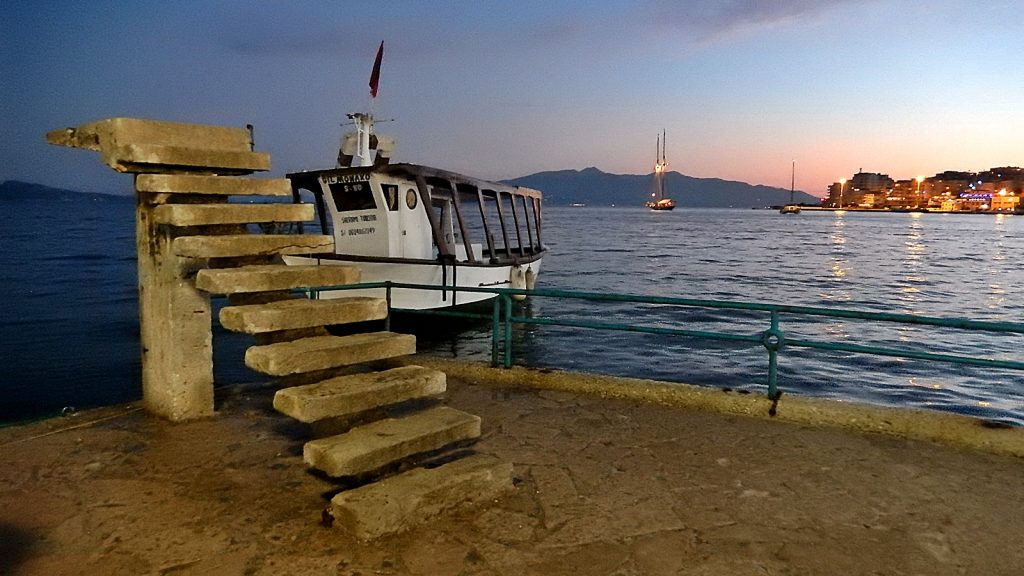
[304,281,1024,410]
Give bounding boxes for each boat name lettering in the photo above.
[341,216,360,223]
[478,280,510,287]
[361,214,377,222]
[347,227,375,236]
[320,173,369,185]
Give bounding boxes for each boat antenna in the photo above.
[342,41,385,168]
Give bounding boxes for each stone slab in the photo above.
[245,332,416,376]
[172,234,333,258]
[46,118,268,173]
[195,264,360,294]
[48,117,254,151]
[109,143,270,173]
[219,296,387,334]
[273,365,447,423]
[136,174,291,196]
[153,203,314,226]
[303,406,481,478]
[329,454,514,539]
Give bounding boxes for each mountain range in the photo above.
[3,168,821,209]
[0,180,129,203]
[505,167,820,208]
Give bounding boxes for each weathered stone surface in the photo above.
[274,366,446,423]
[137,174,291,196]
[245,332,416,376]
[329,454,514,539]
[153,203,314,226]
[196,264,360,294]
[109,143,270,173]
[303,406,481,477]
[135,180,214,421]
[172,234,333,258]
[46,118,267,173]
[219,297,387,334]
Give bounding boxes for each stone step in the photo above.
[245,331,416,377]
[195,264,360,295]
[303,406,481,478]
[110,144,270,173]
[46,117,267,173]
[273,366,446,423]
[137,174,291,196]
[220,296,387,334]
[328,454,513,539]
[153,203,314,227]
[172,234,333,258]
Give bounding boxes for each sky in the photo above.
[2,0,1022,198]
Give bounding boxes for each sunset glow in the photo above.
[2,1,1022,197]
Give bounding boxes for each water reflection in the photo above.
[826,212,850,291]
[823,211,850,338]
[988,214,1007,310]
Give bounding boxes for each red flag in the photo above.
[369,41,384,98]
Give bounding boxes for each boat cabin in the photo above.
[287,163,544,268]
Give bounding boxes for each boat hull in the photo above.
[284,255,543,310]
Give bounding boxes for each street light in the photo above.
[838,178,846,208]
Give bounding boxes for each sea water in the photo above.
[2,198,1023,424]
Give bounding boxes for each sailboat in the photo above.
[780,160,801,214]
[645,130,676,211]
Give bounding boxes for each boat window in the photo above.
[382,184,399,211]
[328,181,376,211]
[290,185,331,235]
[405,188,418,210]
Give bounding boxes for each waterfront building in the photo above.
[990,190,1020,212]
[826,171,892,208]
[824,166,1022,213]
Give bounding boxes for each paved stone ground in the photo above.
[2,363,1023,575]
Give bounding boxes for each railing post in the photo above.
[491,296,501,367]
[384,282,392,332]
[503,293,513,368]
[763,310,783,400]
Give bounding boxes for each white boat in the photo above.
[283,45,544,310]
[284,111,544,310]
[645,130,676,211]
[284,119,543,310]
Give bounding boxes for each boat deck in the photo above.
[3,358,1022,575]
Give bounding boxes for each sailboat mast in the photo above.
[662,130,667,200]
[790,160,795,204]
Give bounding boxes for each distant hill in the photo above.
[0,180,129,203]
[3,171,821,209]
[505,167,820,208]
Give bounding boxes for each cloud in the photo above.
[646,0,872,41]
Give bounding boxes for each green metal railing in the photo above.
[306,281,1024,401]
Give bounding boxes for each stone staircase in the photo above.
[48,117,513,539]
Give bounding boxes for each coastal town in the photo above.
[822,166,1024,212]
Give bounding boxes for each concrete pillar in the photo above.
[134,187,214,420]
[47,118,269,421]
